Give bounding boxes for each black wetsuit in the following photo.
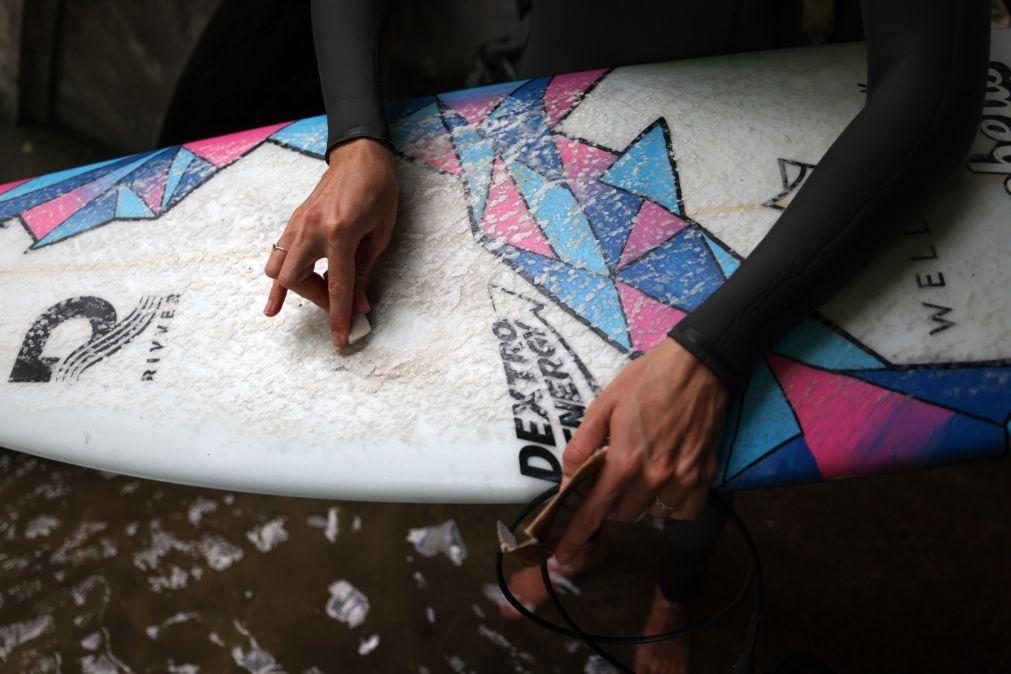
[311,0,990,601]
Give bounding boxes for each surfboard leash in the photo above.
[496,486,763,673]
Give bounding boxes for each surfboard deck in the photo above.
[1,34,1009,502]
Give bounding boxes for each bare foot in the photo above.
[634,586,690,674]
[499,538,608,620]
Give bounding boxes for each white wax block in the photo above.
[348,313,372,345]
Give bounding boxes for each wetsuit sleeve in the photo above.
[311,0,393,159]
[667,0,991,393]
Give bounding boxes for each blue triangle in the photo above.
[773,320,885,371]
[502,246,630,349]
[162,148,196,209]
[482,77,563,181]
[703,234,741,278]
[848,365,1011,424]
[448,115,495,224]
[34,190,119,247]
[166,155,216,208]
[115,187,154,218]
[719,435,821,492]
[918,413,1007,466]
[600,124,680,213]
[724,360,802,480]
[580,181,642,269]
[439,80,524,110]
[617,227,725,311]
[268,116,328,157]
[508,161,609,274]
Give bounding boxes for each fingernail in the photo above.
[264,300,276,316]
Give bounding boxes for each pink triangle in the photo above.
[767,355,954,479]
[22,182,100,239]
[545,70,607,127]
[618,201,689,268]
[444,91,510,126]
[183,122,288,168]
[483,160,556,258]
[554,136,617,203]
[0,178,29,198]
[403,130,462,176]
[617,282,685,352]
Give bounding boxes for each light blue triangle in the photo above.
[725,359,802,480]
[773,319,885,370]
[508,161,608,275]
[449,122,495,224]
[703,234,740,277]
[162,148,196,210]
[116,186,154,218]
[600,125,680,213]
[269,116,328,157]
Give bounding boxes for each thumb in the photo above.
[561,397,612,487]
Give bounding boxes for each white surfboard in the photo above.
[1,33,1008,502]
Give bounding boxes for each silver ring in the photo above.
[654,494,680,513]
[272,243,288,253]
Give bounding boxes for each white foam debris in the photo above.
[24,515,61,539]
[187,498,219,526]
[200,535,244,571]
[446,655,467,672]
[167,663,200,674]
[326,580,370,628]
[146,612,200,640]
[307,507,339,543]
[405,519,467,566]
[471,603,486,619]
[120,481,139,494]
[231,621,282,674]
[351,516,362,532]
[81,631,102,651]
[209,632,225,647]
[357,633,380,655]
[412,571,427,589]
[125,522,139,536]
[80,653,130,674]
[584,655,619,674]
[148,565,190,593]
[478,624,511,649]
[425,607,435,624]
[246,517,288,553]
[0,616,53,660]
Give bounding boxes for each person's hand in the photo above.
[263,138,397,347]
[553,337,728,565]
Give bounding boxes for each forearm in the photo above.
[311,0,393,158]
[669,0,991,392]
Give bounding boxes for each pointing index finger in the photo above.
[326,241,356,348]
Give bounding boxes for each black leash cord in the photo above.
[495,485,764,673]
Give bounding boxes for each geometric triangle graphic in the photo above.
[268,116,328,158]
[618,200,689,268]
[391,102,464,176]
[772,319,885,371]
[440,81,523,126]
[703,234,741,278]
[484,78,564,182]
[720,435,822,491]
[766,355,1002,479]
[544,69,607,127]
[115,186,155,218]
[162,148,196,210]
[483,160,556,258]
[617,227,725,311]
[34,189,119,247]
[724,359,802,480]
[183,122,287,168]
[617,281,685,352]
[601,122,680,213]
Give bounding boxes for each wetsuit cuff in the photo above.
[666,325,744,396]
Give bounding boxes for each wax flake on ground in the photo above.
[413,571,427,589]
[352,516,362,532]
[471,603,486,619]
[425,607,435,623]
[246,517,288,553]
[478,624,512,649]
[446,655,467,672]
[405,519,468,566]
[80,652,131,674]
[166,663,200,674]
[585,655,620,674]
[307,507,339,543]
[231,621,283,674]
[146,612,200,640]
[24,515,61,539]
[358,634,381,656]
[187,498,218,526]
[0,616,53,660]
[326,580,370,628]
[81,631,102,651]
